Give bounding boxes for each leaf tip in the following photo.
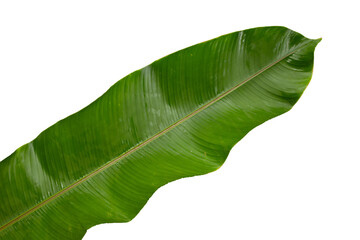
[313,37,322,45]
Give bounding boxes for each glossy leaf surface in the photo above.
[0,26,320,239]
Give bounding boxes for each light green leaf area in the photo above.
[0,26,320,239]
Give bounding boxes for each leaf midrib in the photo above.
[0,39,313,232]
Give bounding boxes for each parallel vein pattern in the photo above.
[0,26,320,239]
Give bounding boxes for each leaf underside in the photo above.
[0,26,320,239]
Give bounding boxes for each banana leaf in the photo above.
[0,26,320,239]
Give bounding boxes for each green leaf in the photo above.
[0,26,320,239]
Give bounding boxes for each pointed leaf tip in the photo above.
[314,38,322,45]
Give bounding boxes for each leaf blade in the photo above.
[0,26,320,239]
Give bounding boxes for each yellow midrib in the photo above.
[0,39,313,232]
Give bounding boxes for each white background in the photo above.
[0,0,359,239]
